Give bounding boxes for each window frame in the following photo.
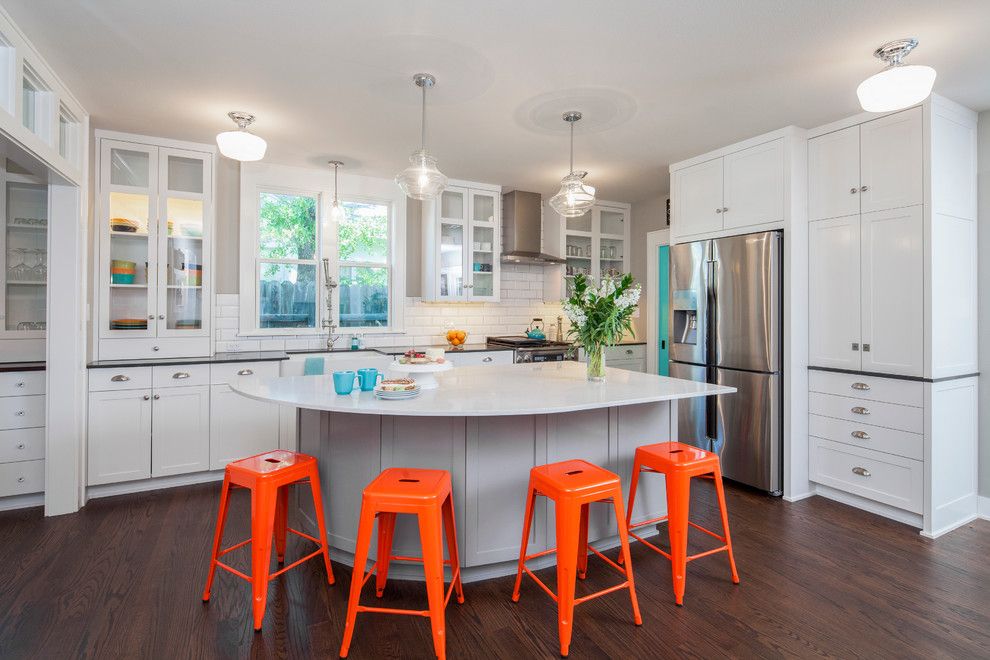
[239,162,405,336]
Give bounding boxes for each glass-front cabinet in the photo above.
[96,133,213,360]
[559,201,630,297]
[422,180,501,302]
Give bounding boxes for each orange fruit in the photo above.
[451,337,460,346]
[456,330,466,340]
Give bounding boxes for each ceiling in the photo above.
[6,0,990,203]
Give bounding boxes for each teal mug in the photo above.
[332,370,357,395]
[357,368,384,391]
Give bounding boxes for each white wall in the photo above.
[977,110,990,497]
[629,192,669,337]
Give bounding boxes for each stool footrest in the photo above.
[519,543,629,608]
[270,548,325,578]
[574,581,632,605]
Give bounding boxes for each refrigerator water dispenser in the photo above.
[672,290,698,345]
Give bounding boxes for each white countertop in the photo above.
[231,361,734,417]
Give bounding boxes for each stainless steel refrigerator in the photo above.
[669,230,782,495]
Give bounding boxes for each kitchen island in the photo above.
[232,361,733,581]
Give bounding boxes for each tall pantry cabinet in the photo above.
[806,96,979,537]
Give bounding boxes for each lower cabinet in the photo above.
[445,350,513,367]
[0,370,47,498]
[209,384,280,470]
[578,344,647,373]
[152,385,210,477]
[87,388,153,485]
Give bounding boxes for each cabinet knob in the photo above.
[850,187,858,194]
[148,315,155,320]
[715,208,722,214]
[237,369,254,376]
[851,466,871,477]
[851,382,870,391]
[862,343,871,352]
[860,185,868,192]
[626,349,634,355]
[172,372,190,379]
[153,346,160,352]
[16,443,24,450]
[851,343,859,351]
[153,394,160,400]
[851,430,871,440]
[143,395,151,400]
[722,207,728,212]
[111,374,130,382]
[15,410,24,416]
[17,476,24,483]
[158,314,165,320]
[15,381,24,387]
[851,406,870,415]
[482,357,493,363]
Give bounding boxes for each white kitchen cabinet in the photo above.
[421,180,501,302]
[151,384,210,477]
[87,388,152,485]
[94,131,215,360]
[808,125,860,222]
[722,139,785,230]
[808,215,861,370]
[0,369,47,501]
[445,350,513,367]
[210,384,280,470]
[860,207,923,376]
[671,157,723,238]
[543,200,631,300]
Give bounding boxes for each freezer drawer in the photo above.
[715,368,781,493]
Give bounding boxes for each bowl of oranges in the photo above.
[445,328,468,349]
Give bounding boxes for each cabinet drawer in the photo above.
[0,459,44,497]
[446,351,513,367]
[605,344,646,362]
[153,363,211,388]
[810,438,922,513]
[608,359,646,373]
[0,371,45,397]
[0,427,45,463]
[98,337,211,361]
[809,414,922,461]
[809,392,923,434]
[0,395,45,430]
[809,370,923,407]
[211,361,280,385]
[89,367,153,392]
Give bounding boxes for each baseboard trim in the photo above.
[813,485,923,529]
[978,495,990,520]
[783,491,815,503]
[0,492,43,512]
[86,470,225,501]
[920,514,980,539]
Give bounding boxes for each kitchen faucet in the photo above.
[321,258,340,351]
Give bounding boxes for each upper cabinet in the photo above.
[95,131,215,360]
[670,129,799,244]
[809,107,923,222]
[421,180,501,302]
[0,164,47,350]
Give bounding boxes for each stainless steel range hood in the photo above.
[501,190,565,265]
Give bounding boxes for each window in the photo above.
[239,163,405,336]
[257,192,318,329]
[337,201,389,328]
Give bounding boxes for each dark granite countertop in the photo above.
[87,351,289,369]
[0,361,46,373]
[287,344,515,356]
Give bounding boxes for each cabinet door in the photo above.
[598,206,627,280]
[809,215,861,370]
[87,389,152,485]
[722,139,784,229]
[151,385,210,477]
[860,107,923,213]
[860,207,924,377]
[671,158,723,238]
[467,190,498,301]
[157,148,211,338]
[2,174,48,338]
[436,187,468,300]
[209,384,280,470]
[808,126,860,222]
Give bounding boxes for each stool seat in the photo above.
[340,467,464,660]
[203,450,334,631]
[513,459,641,657]
[636,442,715,471]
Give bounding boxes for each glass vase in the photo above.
[586,343,606,382]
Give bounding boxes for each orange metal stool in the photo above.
[202,450,334,631]
[512,459,642,657]
[339,468,464,660]
[624,442,739,605]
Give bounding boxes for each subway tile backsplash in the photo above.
[214,264,570,353]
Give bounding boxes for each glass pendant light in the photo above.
[328,160,345,224]
[395,73,447,200]
[549,111,596,218]
[857,38,936,113]
[216,111,267,161]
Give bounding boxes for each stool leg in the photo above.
[511,484,536,603]
[202,472,232,602]
[618,459,642,566]
[274,484,289,564]
[419,507,448,660]
[665,473,691,606]
[340,503,376,658]
[375,512,396,597]
[713,465,740,585]
[251,483,278,631]
[576,503,589,580]
[555,501,580,658]
[611,488,643,626]
[307,469,335,586]
[441,494,465,604]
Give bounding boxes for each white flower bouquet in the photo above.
[562,273,642,381]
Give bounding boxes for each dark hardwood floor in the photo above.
[0,481,987,659]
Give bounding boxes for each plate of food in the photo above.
[374,378,422,400]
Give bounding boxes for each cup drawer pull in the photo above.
[111,374,131,382]
[482,357,492,363]
[237,369,254,376]
[851,466,871,477]
[851,406,870,415]
[851,431,871,440]
[851,382,870,391]
[172,372,190,379]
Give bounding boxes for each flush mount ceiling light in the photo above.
[216,111,267,161]
[395,73,447,200]
[549,111,596,218]
[328,160,345,223]
[857,38,936,113]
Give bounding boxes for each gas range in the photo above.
[485,336,577,363]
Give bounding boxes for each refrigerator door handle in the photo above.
[705,366,717,451]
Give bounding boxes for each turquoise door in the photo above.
[658,245,670,375]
